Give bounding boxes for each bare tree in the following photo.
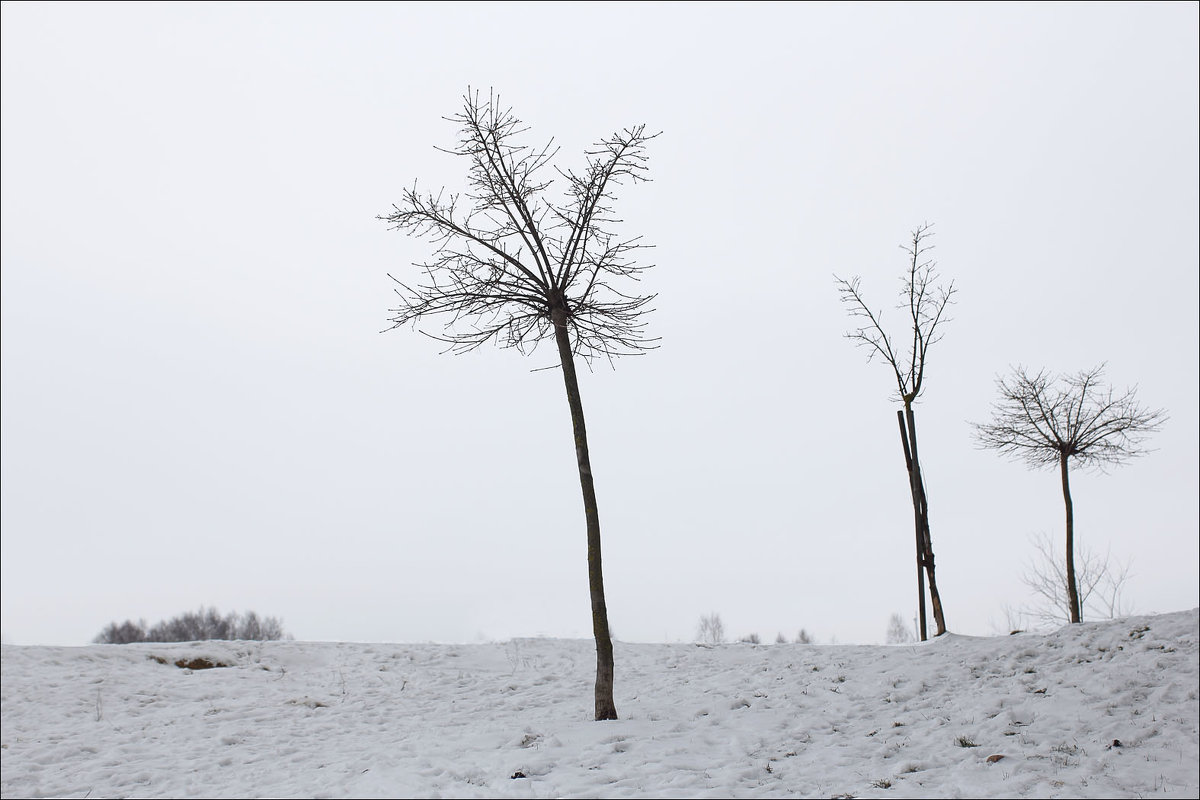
[885,612,915,644]
[696,613,725,645]
[836,223,954,639]
[1020,530,1134,627]
[379,89,658,720]
[795,628,814,644]
[973,364,1164,623]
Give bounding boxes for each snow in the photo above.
[2,610,1197,799]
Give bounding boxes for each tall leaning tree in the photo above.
[835,223,953,640]
[972,365,1165,624]
[379,89,658,720]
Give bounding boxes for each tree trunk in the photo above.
[1060,452,1080,623]
[551,303,618,720]
[904,405,947,636]
[897,410,928,641]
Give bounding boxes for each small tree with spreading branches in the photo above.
[379,89,658,720]
[973,364,1164,623]
[835,223,954,640]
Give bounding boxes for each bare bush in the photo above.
[795,628,814,644]
[93,607,291,644]
[1021,531,1134,627]
[886,613,915,644]
[93,619,148,645]
[991,603,1027,635]
[696,613,725,645]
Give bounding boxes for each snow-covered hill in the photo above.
[2,610,1197,798]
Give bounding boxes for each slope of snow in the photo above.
[2,610,1197,798]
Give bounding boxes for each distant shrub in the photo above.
[775,632,787,644]
[886,612,916,644]
[93,607,291,644]
[795,628,814,644]
[96,619,149,644]
[696,613,725,645]
[740,632,762,644]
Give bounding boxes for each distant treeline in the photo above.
[93,607,291,644]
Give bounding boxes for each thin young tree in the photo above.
[835,223,954,640]
[379,89,658,720]
[972,365,1164,623]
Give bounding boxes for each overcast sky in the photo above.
[2,2,1197,647]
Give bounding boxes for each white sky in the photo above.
[2,1,1197,647]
